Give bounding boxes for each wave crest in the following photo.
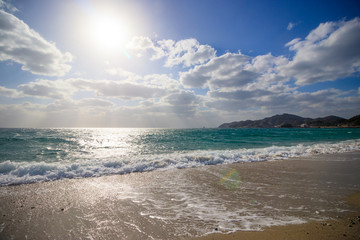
[0,140,359,186]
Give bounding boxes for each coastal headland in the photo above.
[218,113,360,128]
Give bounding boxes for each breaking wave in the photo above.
[1,139,359,186]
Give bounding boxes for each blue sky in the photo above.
[0,0,359,127]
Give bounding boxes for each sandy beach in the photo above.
[1,152,360,239]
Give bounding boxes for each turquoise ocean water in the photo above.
[0,128,359,186]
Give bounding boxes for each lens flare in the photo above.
[220,168,242,189]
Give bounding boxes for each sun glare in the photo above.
[88,12,129,53]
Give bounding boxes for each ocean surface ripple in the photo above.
[0,128,359,186]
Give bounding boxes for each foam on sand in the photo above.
[1,152,359,239]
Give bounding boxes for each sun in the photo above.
[88,12,129,53]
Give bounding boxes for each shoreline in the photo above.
[1,152,360,239]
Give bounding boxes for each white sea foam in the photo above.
[124,174,309,236]
[0,139,359,186]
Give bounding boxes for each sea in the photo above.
[1,127,360,186]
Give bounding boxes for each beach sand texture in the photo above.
[1,152,360,239]
[193,192,360,240]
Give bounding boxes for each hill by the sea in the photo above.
[218,113,360,128]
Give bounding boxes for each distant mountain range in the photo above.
[218,113,360,128]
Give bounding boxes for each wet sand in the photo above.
[1,152,360,239]
[192,192,360,240]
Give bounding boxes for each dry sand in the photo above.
[1,152,360,239]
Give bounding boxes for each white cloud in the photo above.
[164,91,199,114]
[105,67,140,80]
[179,52,289,90]
[45,98,114,112]
[0,85,22,97]
[250,53,288,73]
[17,79,74,99]
[127,36,216,67]
[180,52,252,89]
[1,82,358,128]
[281,18,360,85]
[0,0,17,13]
[0,91,205,128]
[126,36,156,50]
[126,36,164,58]
[69,78,168,100]
[0,10,72,76]
[165,91,199,106]
[144,74,180,89]
[287,22,300,31]
[77,98,114,108]
[95,81,166,99]
[106,68,180,89]
[160,38,216,67]
[209,89,272,101]
[14,77,172,101]
[287,22,295,31]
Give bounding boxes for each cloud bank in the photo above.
[0,17,359,127]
